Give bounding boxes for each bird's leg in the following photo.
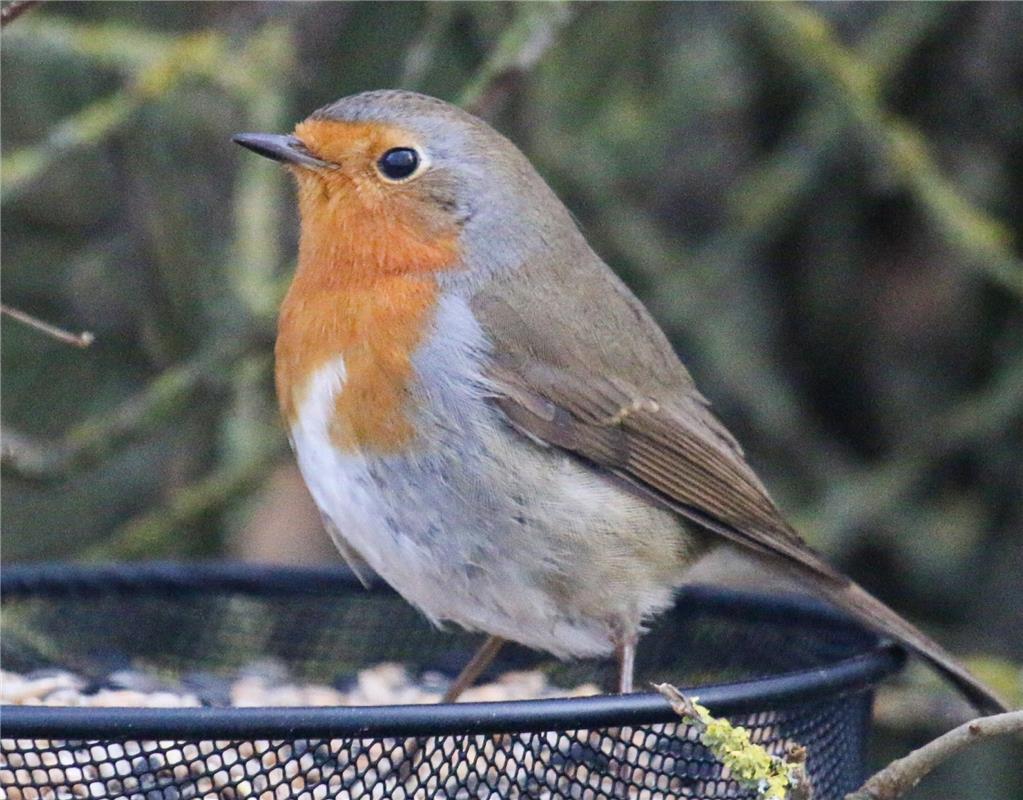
[443,635,504,703]
[615,636,637,694]
[394,635,506,784]
[605,635,640,782]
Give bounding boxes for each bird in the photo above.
[233,89,1006,714]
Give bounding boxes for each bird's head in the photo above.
[233,90,578,284]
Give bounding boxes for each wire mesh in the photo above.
[1,562,904,799]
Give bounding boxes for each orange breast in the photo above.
[276,118,460,453]
[276,274,442,453]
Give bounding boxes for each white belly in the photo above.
[288,340,693,659]
[288,357,442,611]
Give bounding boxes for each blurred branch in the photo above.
[457,1,574,117]
[227,25,294,323]
[875,657,1023,733]
[795,353,1023,548]
[1,19,288,198]
[2,30,226,197]
[725,2,947,239]
[0,303,94,348]
[1,339,252,481]
[846,710,1023,800]
[399,2,456,89]
[752,3,1023,297]
[86,439,284,560]
[2,14,179,67]
[0,0,39,28]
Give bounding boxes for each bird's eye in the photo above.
[377,147,421,181]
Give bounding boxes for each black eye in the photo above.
[378,147,420,180]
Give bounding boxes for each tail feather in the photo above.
[689,541,1008,713]
[816,575,1007,714]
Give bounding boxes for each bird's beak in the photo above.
[232,133,331,169]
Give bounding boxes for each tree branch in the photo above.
[724,3,946,240]
[399,2,456,90]
[846,710,1023,800]
[752,3,1023,297]
[794,352,1023,550]
[0,0,40,28]
[458,2,574,118]
[1,31,229,197]
[85,440,284,559]
[1,339,252,480]
[655,682,812,799]
[0,303,94,348]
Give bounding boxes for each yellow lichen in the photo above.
[692,700,793,798]
[656,686,806,800]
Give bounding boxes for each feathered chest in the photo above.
[275,274,442,454]
[276,163,463,454]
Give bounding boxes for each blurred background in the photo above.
[2,1,1021,794]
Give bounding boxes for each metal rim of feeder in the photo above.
[0,561,907,740]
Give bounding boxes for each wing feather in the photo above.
[470,267,1005,712]
[489,362,844,582]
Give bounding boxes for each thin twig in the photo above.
[0,303,94,348]
[752,3,1023,296]
[794,353,1023,549]
[227,25,293,322]
[399,2,455,89]
[2,20,291,199]
[85,442,284,559]
[0,0,40,28]
[2,31,227,197]
[655,682,812,800]
[845,710,1023,800]
[0,339,255,480]
[723,2,947,240]
[458,2,574,117]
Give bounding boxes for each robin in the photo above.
[234,90,1005,713]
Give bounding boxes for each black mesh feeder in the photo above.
[0,562,904,799]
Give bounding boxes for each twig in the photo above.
[845,710,1023,800]
[0,0,40,28]
[458,2,574,117]
[3,15,201,71]
[1,339,254,480]
[1,29,227,196]
[794,352,1023,549]
[724,2,946,239]
[85,441,284,559]
[752,3,1023,297]
[655,682,812,799]
[0,303,94,348]
[227,25,293,322]
[2,19,292,197]
[399,2,455,89]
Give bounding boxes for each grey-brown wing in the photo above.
[471,259,846,586]
[486,356,845,585]
[470,259,1007,713]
